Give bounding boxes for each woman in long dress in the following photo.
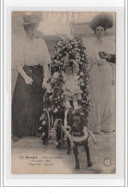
[12,13,51,140]
[86,14,116,133]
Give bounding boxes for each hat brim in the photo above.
[22,21,39,27]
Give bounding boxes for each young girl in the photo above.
[62,53,82,110]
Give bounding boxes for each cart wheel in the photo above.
[42,109,51,144]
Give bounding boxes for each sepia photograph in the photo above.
[11,11,116,174]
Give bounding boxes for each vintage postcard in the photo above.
[11,11,116,174]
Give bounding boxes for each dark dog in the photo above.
[62,115,96,169]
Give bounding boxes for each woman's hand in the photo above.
[99,51,110,60]
[17,65,33,85]
[24,75,33,85]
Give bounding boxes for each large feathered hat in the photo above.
[90,13,114,30]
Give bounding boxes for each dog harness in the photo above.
[71,127,89,142]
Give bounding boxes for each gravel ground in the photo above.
[11,131,116,174]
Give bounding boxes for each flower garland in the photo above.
[39,37,90,140]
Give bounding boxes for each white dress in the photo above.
[83,36,116,133]
[62,73,82,97]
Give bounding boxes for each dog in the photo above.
[62,115,96,169]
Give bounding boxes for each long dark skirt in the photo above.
[12,65,45,137]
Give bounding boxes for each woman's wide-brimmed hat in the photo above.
[22,13,43,27]
[90,13,114,30]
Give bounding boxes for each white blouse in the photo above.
[83,36,115,66]
[83,36,116,102]
[12,36,51,78]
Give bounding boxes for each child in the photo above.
[62,53,82,110]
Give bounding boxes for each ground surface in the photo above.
[12,132,116,174]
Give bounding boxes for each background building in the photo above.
[43,22,115,57]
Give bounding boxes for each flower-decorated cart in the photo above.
[39,34,90,148]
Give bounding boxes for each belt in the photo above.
[24,64,41,73]
[24,64,41,69]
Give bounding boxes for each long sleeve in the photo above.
[39,39,51,81]
[82,37,98,72]
[107,54,116,63]
[43,40,52,66]
[12,36,24,69]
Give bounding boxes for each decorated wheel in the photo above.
[38,109,51,145]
